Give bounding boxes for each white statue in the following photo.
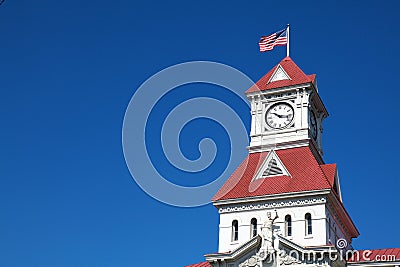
[239,211,279,267]
[261,210,278,250]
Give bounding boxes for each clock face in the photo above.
[310,111,318,139]
[265,103,294,129]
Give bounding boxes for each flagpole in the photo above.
[286,24,290,57]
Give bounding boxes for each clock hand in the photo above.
[272,112,292,118]
[271,112,285,118]
[281,114,292,118]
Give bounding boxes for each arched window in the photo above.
[232,220,238,241]
[285,215,292,237]
[250,218,257,237]
[305,213,312,235]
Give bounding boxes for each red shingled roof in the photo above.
[348,248,400,262]
[184,262,212,267]
[213,147,332,201]
[246,57,315,93]
[320,164,336,187]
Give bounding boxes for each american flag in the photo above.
[259,28,288,52]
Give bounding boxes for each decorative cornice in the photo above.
[213,189,330,207]
[218,196,326,214]
[248,139,310,154]
[245,83,312,98]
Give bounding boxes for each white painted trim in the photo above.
[334,169,343,201]
[248,139,310,153]
[205,235,261,261]
[217,196,327,215]
[245,83,312,97]
[213,189,330,206]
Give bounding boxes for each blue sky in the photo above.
[1,1,399,266]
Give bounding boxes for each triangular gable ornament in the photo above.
[268,65,291,83]
[254,150,291,180]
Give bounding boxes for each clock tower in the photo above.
[185,57,400,267]
[246,57,328,159]
[209,57,359,256]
